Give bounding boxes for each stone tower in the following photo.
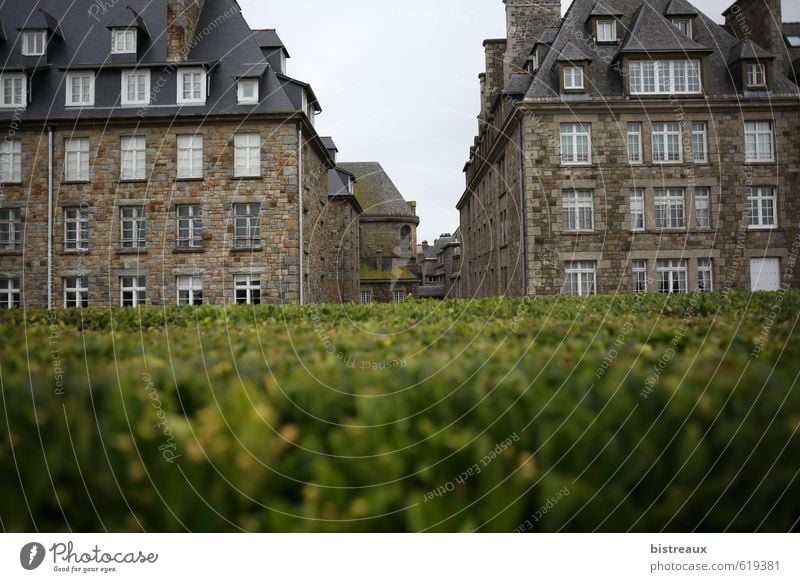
[503,0,562,85]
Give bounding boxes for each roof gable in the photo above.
[619,2,709,54]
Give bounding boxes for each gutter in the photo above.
[297,123,304,306]
[47,126,53,310]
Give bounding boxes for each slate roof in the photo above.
[590,2,623,17]
[664,0,698,16]
[728,38,773,63]
[252,29,290,56]
[424,235,455,260]
[337,162,418,218]
[557,40,593,62]
[618,2,709,54]
[0,0,319,122]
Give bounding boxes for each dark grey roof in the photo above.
[728,39,773,64]
[321,137,337,152]
[106,7,149,34]
[664,0,698,16]
[252,29,290,57]
[540,27,559,45]
[338,162,417,218]
[0,0,322,122]
[425,235,454,260]
[618,2,709,54]
[505,73,533,95]
[590,2,623,16]
[557,40,593,62]
[327,167,351,195]
[784,23,800,37]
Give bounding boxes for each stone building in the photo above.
[0,0,358,308]
[458,0,800,298]
[419,230,462,299]
[337,162,421,303]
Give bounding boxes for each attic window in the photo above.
[529,52,539,73]
[112,29,137,54]
[672,19,692,38]
[22,31,47,56]
[787,36,800,47]
[596,20,616,42]
[237,79,259,103]
[746,63,766,87]
[563,66,584,90]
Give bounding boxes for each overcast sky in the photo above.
[238,0,800,243]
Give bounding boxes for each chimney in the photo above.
[422,241,430,254]
[724,0,784,68]
[503,0,561,85]
[483,39,507,115]
[167,0,206,62]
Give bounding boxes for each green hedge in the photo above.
[0,292,798,532]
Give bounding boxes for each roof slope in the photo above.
[618,2,709,54]
[337,162,418,218]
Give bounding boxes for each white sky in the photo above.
[238,0,800,243]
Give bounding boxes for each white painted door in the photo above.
[750,258,781,291]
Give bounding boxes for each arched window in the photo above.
[400,225,411,254]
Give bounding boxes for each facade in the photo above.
[419,230,462,299]
[0,0,356,308]
[337,162,421,303]
[458,0,800,298]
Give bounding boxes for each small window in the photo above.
[360,290,373,304]
[0,74,27,108]
[177,276,203,306]
[654,188,686,229]
[120,276,146,307]
[563,66,584,90]
[0,208,22,251]
[564,261,597,296]
[64,138,90,182]
[120,207,146,249]
[744,121,774,162]
[64,207,89,251]
[234,134,261,177]
[0,140,22,183]
[0,277,21,309]
[393,290,406,303]
[177,135,203,179]
[177,68,206,105]
[112,29,137,54]
[176,205,203,249]
[657,259,688,294]
[747,186,777,229]
[630,189,645,232]
[121,70,150,106]
[632,260,647,293]
[695,188,710,229]
[563,190,593,232]
[64,277,89,309]
[234,203,261,249]
[121,136,146,180]
[627,122,642,164]
[596,20,616,42]
[237,79,259,103]
[698,259,713,293]
[672,19,692,38]
[22,31,47,56]
[691,121,708,163]
[746,63,766,87]
[66,73,95,107]
[235,275,261,305]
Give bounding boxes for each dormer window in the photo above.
[672,19,692,38]
[237,79,259,104]
[746,63,767,87]
[112,29,137,54]
[0,74,27,109]
[563,66,584,90]
[177,68,206,105]
[66,72,95,107]
[22,31,47,56]
[596,20,617,42]
[629,60,701,95]
[529,51,539,73]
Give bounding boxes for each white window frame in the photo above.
[177,68,207,105]
[0,208,22,251]
[237,79,259,103]
[64,276,89,308]
[0,74,27,108]
[22,31,47,56]
[596,20,616,42]
[530,51,539,72]
[629,60,701,95]
[656,259,688,294]
[627,122,642,164]
[112,29,137,54]
[630,189,645,232]
[121,69,150,106]
[694,188,710,229]
[746,63,766,87]
[672,19,692,38]
[66,72,95,107]
[234,203,261,249]
[176,204,203,249]
[121,136,146,180]
[691,121,708,163]
[744,121,774,162]
[651,122,682,163]
[632,260,648,293]
[0,139,22,183]
[120,276,146,307]
[564,261,597,296]
[698,259,713,293]
[655,188,686,229]
[560,123,591,165]
[234,274,261,305]
[393,290,406,303]
[177,135,203,179]
[120,206,146,249]
[0,277,21,309]
[64,138,90,182]
[747,186,777,229]
[563,66,584,90]
[234,133,261,177]
[563,190,594,232]
[177,275,203,306]
[64,207,89,252]
[360,290,373,304]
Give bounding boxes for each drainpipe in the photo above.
[297,123,304,306]
[47,126,53,310]
[517,115,529,296]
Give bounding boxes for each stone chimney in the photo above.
[422,241,430,254]
[167,0,206,62]
[724,0,785,68]
[503,0,561,85]
[483,39,507,116]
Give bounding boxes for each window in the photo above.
[672,19,692,38]
[234,134,261,177]
[563,190,593,232]
[629,60,701,94]
[177,68,206,105]
[560,123,591,164]
[564,261,597,296]
[120,206,146,249]
[112,29,137,54]
[657,259,688,294]
[66,73,95,107]
[176,205,203,249]
[177,135,203,179]
[0,208,21,251]
[632,260,647,293]
[691,122,707,163]
[237,79,259,103]
[65,138,90,181]
[64,277,89,308]
[393,290,406,303]
[120,276,146,307]
[652,122,682,163]
[177,275,203,306]
[627,122,642,163]
[234,203,261,248]
[596,20,616,42]
[64,207,89,251]
[563,66,584,90]
[698,259,713,292]
[747,187,777,229]
[654,188,685,229]
[121,136,146,180]
[630,189,645,232]
[694,188,710,228]
[499,209,508,246]
[235,275,261,305]
[22,31,47,56]
[744,121,774,162]
[0,74,27,108]
[121,70,150,106]
[529,51,539,73]
[0,277,20,308]
[360,290,373,304]
[746,63,766,87]
[0,140,22,182]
